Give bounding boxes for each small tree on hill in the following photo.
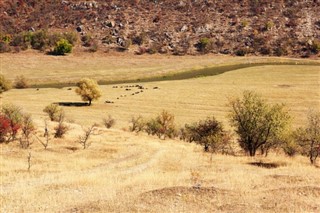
[75,78,102,106]
[229,91,291,156]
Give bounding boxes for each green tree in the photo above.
[229,91,291,156]
[75,78,102,106]
[53,39,72,55]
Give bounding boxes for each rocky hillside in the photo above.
[1,0,320,57]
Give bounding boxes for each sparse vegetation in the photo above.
[75,78,102,106]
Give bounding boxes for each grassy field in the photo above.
[1,53,320,212]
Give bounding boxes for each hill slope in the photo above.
[1,0,320,57]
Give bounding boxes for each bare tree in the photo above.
[34,120,51,149]
[77,124,97,149]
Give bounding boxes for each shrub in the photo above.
[129,115,145,132]
[146,111,176,139]
[81,35,93,47]
[63,32,78,45]
[1,104,23,142]
[14,75,29,89]
[53,39,72,55]
[310,39,320,54]
[235,48,247,56]
[103,115,115,129]
[132,31,147,45]
[54,112,69,138]
[75,78,102,106]
[184,116,231,153]
[43,104,63,121]
[0,41,11,53]
[0,74,11,93]
[30,30,48,51]
[0,115,11,142]
[196,37,213,53]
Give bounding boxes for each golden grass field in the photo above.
[1,52,320,212]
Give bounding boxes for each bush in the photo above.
[132,31,147,45]
[14,75,29,89]
[146,111,176,139]
[0,115,11,142]
[310,39,320,54]
[54,112,69,138]
[0,41,11,53]
[31,30,48,51]
[53,39,72,55]
[1,104,23,142]
[43,104,63,121]
[129,115,145,132]
[184,116,231,153]
[0,74,11,93]
[103,115,115,129]
[196,37,213,53]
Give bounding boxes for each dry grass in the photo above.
[1,129,319,212]
[1,54,320,212]
[1,51,318,86]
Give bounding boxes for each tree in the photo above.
[75,78,102,106]
[229,91,291,156]
[294,110,320,164]
[53,38,72,55]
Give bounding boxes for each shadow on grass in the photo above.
[55,102,89,107]
[248,162,285,169]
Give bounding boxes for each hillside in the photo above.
[1,0,320,57]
